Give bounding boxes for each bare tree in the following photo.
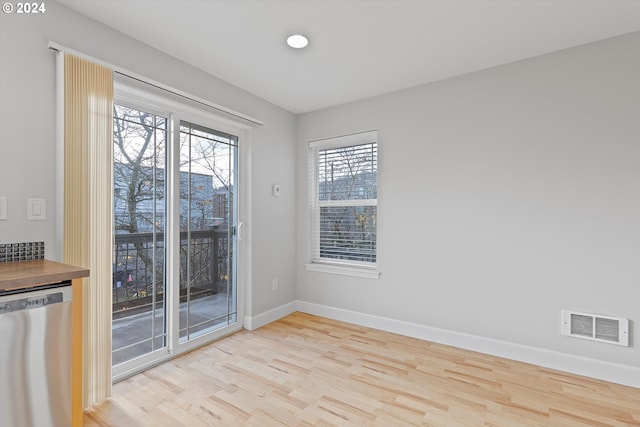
[178,123,236,294]
[113,105,166,301]
[114,106,166,233]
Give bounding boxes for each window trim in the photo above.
[307,130,380,279]
[305,261,381,279]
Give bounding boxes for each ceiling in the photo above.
[57,0,640,114]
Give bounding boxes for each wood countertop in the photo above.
[0,259,89,292]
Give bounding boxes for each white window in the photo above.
[307,130,379,279]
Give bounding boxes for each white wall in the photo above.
[2,0,638,384]
[0,1,297,317]
[296,32,640,370]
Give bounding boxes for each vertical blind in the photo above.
[63,53,114,406]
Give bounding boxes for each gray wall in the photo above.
[0,1,297,316]
[296,32,640,368]
[2,0,638,373]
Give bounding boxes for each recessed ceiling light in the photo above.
[286,34,309,49]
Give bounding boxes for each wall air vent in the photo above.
[562,310,629,346]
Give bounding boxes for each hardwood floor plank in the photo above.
[85,312,640,426]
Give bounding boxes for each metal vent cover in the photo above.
[562,310,629,346]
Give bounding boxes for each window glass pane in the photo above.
[112,104,167,366]
[320,205,377,263]
[318,143,377,201]
[179,121,238,341]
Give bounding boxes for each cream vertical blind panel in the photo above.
[64,53,113,407]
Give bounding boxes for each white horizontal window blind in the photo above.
[309,131,378,267]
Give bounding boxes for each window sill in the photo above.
[305,262,381,279]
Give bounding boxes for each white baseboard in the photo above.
[296,300,640,389]
[244,301,297,331]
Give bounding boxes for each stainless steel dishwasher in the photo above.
[0,281,73,427]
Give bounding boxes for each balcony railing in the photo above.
[113,227,229,317]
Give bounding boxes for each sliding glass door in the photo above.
[112,104,167,366]
[112,100,240,377]
[179,121,238,341]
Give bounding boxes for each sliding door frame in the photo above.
[112,79,250,382]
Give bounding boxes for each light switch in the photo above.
[272,184,281,197]
[27,198,46,220]
[0,197,7,220]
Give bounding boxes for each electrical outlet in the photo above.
[272,279,279,290]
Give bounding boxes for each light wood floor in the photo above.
[84,312,640,426]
